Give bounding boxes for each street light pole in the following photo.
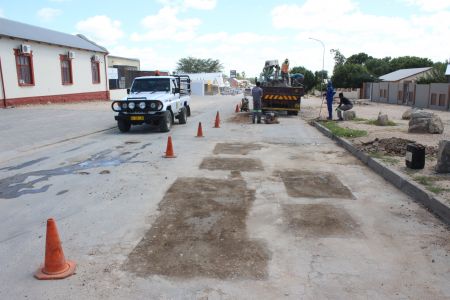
[309,37,326,118]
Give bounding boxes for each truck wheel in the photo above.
[178,107,187,124]
[118,119,131,132]
[160,111,173,132]
[186,105,191,117]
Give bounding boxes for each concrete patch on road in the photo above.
[278,170,354,199]
[123,177,270,279]
[200,157,264,172]
[213,143,264,155]
[283,204,363,238]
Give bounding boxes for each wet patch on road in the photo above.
[138,143,152,150]
[124,177,270,279]
[0,157,49,171]
[213,143,263,155]
[278,170,354,199]
[200,157,263,172]
[0,150,140,199]
[56,189,69,196]
[64,141,96,153]
[125,140,140,144]
[283,204,363,238]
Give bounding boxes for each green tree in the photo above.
[416,61,448,84]
[365,57,391,77]
[332,64,376,88]
[290,66,315,92]
[388,56,433,72]
[176,57,223,73]
[346,52,373,65]
[330,49,346,66]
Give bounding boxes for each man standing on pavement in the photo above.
[251,81,263,124]
[336,92,353,121]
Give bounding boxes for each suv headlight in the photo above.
[139,102,146,109]
[128,102,135,109]
[121,102,128,109]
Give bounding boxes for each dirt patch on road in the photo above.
[278,170,354,199]
[356,137,438,157]
[124,177,270,279]
[213,143,263,155]
[228,113,251,124]
[283,204,363,238]
[200,157,264,172]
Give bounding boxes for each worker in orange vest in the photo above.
[281,58,289,84]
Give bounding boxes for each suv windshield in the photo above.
[131,78,170,93]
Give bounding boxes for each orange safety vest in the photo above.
[281,63,289,73]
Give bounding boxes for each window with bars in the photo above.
[60,55,73,85]
[91,61,100,84]
[15,50,34,86]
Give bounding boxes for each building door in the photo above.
[402,83,409,105]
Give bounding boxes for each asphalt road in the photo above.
[0,95,449,299]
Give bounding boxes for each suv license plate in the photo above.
[130,116,144,121]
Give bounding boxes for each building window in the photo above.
[430,93,437,105]
[14,49,35,86]
[438,94,446,106]
[60,55,73,85]
[91,60,100,84]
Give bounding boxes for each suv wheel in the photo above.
[118,119,131,132]
[178,107,187,124]
[160,111,173,132]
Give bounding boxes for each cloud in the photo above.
[401,0,450,12]
[131,7,201,42]
[271,0,450,72]
[37,8,62,21]
[157,0,217,10]
[184,0,217,10]
[75,15,124,46]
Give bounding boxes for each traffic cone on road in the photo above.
[164,136,176,158]
[196,122,204,137]
[214,111,220,128]
[35,218,76,280]
[235,104,239,113]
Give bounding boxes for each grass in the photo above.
[369,152,400,164]
[413,175,450,194]
[365,119,397,126]
[320,121,367,138]
[352,117,368,122]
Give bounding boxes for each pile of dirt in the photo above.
[357,137,437,157]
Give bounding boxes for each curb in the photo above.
[312,121,450,226]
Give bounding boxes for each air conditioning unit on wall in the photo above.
[67,51,75,59]
[92,55,100,62]
[20,44,31,54]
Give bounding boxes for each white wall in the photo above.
[0,37,107,99]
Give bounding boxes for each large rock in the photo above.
[402,108,417,120]
[343,110,356,121]
[408,111,444,134]
[377,113,389,126]
[435,140,450,173]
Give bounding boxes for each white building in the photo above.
[181,72,225,96]
[0,18,109,107]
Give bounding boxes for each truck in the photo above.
[259,60,304,115]
[111,75,191,132]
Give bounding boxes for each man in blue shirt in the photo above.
[251,82,263,124]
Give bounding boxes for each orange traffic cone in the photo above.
[196,122,204,137]
[214,111,220,128]
[235,104,239,113]
[35,218,76,280]
[164,136,176,158]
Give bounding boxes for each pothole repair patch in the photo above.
[283,204,363,238]
[123,177,270,279]
[279,170,354,199]
[213,143,263,155]
[200,157,264,172]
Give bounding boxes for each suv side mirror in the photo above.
[127,88,130,94]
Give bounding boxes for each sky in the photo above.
[0,0,449,77]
